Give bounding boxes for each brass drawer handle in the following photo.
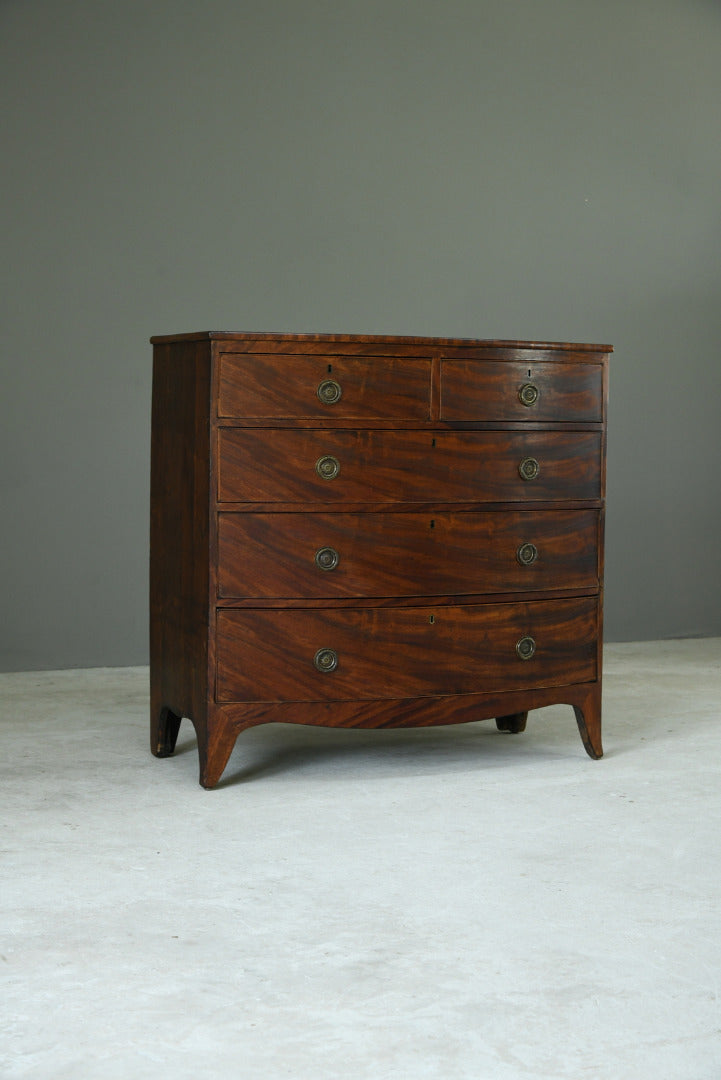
[517,542,538,566]
[315,546,339,571]
[314,647,338,673]
[519,383,539,407]
[317,378,342,405]
[315,454,340,480]
[518,457,540,481]
[516,636,536,661]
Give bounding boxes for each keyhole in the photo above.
[429,614,435,624]
[327,363,333,373]
[431,438,436,447]
[430,519,435,529]
[527,369,532,378]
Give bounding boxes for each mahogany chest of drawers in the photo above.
[150,332,610,787]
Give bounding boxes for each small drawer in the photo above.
[217,509,600,598]
[217,351,431,419]
[440,361,603,421]
[215,597,598,702]
[217,429,602,504]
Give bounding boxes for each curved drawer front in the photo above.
[440,361,603,421]
[217,509,600,598]
[215,597,598,702]
[217,429,602,503]
[218,352,431,419]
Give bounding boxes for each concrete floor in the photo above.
[2,639,720,1079]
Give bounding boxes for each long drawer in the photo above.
[440,361,603,421]
[217,429,602,504]
[217,352,431,419]
[215,597,598,702]
[217,509,600,598]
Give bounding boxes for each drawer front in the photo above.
[217,509,600,598]
[215,597,598,702]
[217,429,602,503]
[218,352,431,419]
[440,361,603,422]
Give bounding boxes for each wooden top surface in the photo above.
[150,331,612,352]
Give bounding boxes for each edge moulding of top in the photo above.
[149,331,613,351]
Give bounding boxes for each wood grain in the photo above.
[217,509,600,599]
[218,352,430,419]
[215,597,598,703]
[440,360,603,421]
[217,428,602,504]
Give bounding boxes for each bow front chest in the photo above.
[150,332,610,787]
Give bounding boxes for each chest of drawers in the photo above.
[150,332,610,788]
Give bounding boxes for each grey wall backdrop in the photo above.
[2,0,721,671]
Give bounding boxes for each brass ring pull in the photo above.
[517,542,538,566]
[315,454,340,480]
[516,636,536,661]
[314,647,338,673]
[518,457,540,481]
[519,383,539,407]
[315,547,339,571]
[317,379,342,405]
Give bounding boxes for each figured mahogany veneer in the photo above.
[440,360,603,421]
[217,509,600,599]
[150,332,611,787]
[219,353,431,419]
[217,429,602,504]
[215,598,598,703]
